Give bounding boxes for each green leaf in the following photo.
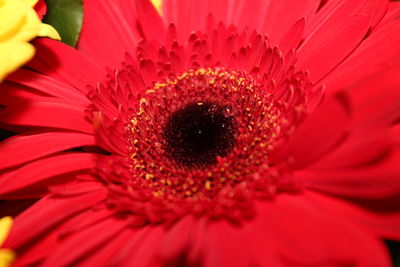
[43,0,83,47]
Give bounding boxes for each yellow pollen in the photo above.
[145,174,154,180]
[205,181,212,190]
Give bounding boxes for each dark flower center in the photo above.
[163,102,236,168]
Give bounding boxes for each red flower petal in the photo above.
[296,149,400,198]
[4,190,106,248]
[308,128,393,169]
[34,0,47,19]
[272,93,351,169]
[279,18,306,55]
[7,69,91,107]
[260,0,320,45]
[76,227,139,266]
[77,0,141,68]
[306,191,400,240]
[322,14,400,91]
[12,228,60,267]
[136,0,165,42]
[0,132,95,169]
[29,38,106,90]
[109,227,165,267]
[159,216,195,263]
[41,216,127,267]
[0,153,96,197]
[348,67,400,130]
[297,15,370,83]
[196,193,391,266]
[0,101,92,133]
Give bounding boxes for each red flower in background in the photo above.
[1,0,400,266]
[34,0,47,19]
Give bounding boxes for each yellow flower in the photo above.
[0,217,14,267]
[0,0,60,82]
[151,0,162,13]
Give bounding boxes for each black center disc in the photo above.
[163,102,236,168]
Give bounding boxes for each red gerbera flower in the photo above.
[1,0,400,266]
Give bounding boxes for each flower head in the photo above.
[0,0,60,82]
[0,0,400,266]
